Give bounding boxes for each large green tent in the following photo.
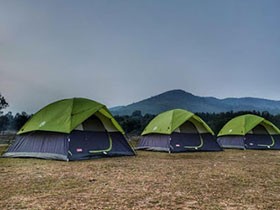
[3,98,135,160]
[138,109,222,152]
[18,98,124,134]
[217,114,280,149]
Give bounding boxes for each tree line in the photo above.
[0,93,31,132]
[2,93,280,135]
[0,111,31,132]
[114,110,280,136]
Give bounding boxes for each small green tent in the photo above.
[138,109,222,152]
[217,114,280,149]
[3,98,135,160]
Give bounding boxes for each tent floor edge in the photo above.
[2,152,68,161]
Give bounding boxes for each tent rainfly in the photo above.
[217,114,280,150]
[3,98,135,160]
[137,109,222,152]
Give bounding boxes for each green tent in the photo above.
[138,109,222,152]
[142,109,214,135]
[217,114,280,149]
[4,98,135,160]
[18,98,124,134]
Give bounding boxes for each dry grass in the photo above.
[1,146,280,210]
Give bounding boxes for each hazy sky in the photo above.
[1,0,280,113]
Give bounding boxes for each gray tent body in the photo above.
[138,121,222,152]
[138,133,222,152]
[217,124,280,150]
[3,116,135,161]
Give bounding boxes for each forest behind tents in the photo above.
[2,91,280,135]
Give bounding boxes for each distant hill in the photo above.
[111,89,280,115]
[109,106,125,112]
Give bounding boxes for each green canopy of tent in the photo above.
[217,114,280,137]
[141,109,214,135]
[18,98,124,134]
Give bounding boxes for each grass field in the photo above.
[1,145,280,210]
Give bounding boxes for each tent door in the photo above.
[68,130,113,160]
[244,134,275,149]
[89,133,112,154]
[179,121,204,150]
[257,136,275,148]
[247,125,275,148]
[183,134,204,150]
[170,133,204,152]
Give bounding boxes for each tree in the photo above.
[0,112,11,131]
[0,93,8,115]
[13,112,30,130]
[0,114,9,131]
[132,110,142,117]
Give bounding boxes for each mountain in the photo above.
[109,106,125,112]
[110,89,280,115]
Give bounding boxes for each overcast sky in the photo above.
[1,0,280,114]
